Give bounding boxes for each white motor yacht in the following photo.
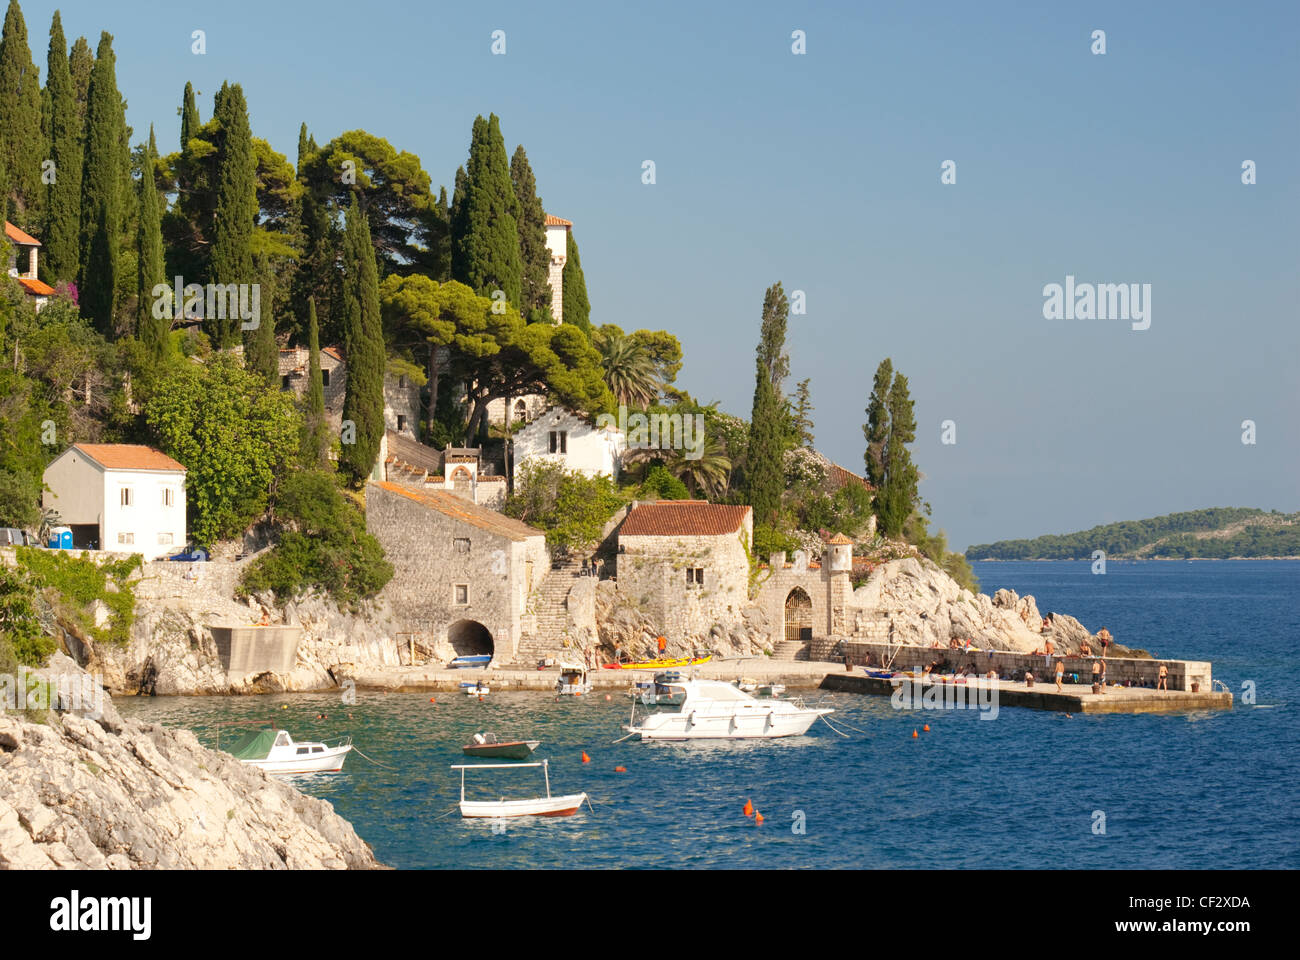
[623,678,832,741]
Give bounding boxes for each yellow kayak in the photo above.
[602,655,712,671]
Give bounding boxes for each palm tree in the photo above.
[593,329,659,409]
[622,436,732,501]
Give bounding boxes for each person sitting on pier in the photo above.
[1157,663,1168,691]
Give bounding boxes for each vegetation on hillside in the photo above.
[966,508,1300,560]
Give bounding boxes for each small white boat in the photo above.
[452,760,587,818]
[556,662,592,696]
[757,683,786,698]
[623,678,832,741]
[229,728,352,774]
[462,680,490,697]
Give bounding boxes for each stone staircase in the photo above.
[510,560,586,665]
[771,640,810,661]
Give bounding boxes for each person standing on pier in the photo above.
[1092,658,1101,689]
[1157,663,1168,691]
[1055,659,1065,692]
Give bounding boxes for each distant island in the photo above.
[966,508,1300,560]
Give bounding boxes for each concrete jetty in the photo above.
[821,672,1233,714]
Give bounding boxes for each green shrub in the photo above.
[14,547,139,649]
[239,469,393,609]
[639,464,689,500]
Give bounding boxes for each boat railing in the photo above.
[321,735,353,749]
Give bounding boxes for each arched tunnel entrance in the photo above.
[448,619,494,658]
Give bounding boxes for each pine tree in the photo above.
[561,229,590,332]
[339,195,385,485]
[179,81,199,151]
[0,0,43,226]
[452,114,521,307]
[510,145,551,322]
[78,32,123,334]
[877,372,918,538]
[137,127,167,360]
[208,81,256,348]
[43,11,81,281]
[301,296,329,467]
[863,358,893,489]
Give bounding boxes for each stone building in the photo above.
[365,480,549,661]
[753,535,856,649]
[381,432,508,509]
[615,501,753,640]
[278,345,420,441]
[5,221,55,311]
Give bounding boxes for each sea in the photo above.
[117,559,1299,869]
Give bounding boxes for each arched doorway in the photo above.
[448,619,494,657]
[513,399,528,423]
[784,588,813,644]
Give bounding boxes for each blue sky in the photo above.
[32,0,1300,549]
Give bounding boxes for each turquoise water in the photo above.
[118,560,1299,869]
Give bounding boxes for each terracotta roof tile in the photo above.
[620,501,751,537]
[4,221,40,246]
[73,444,186,472]
[825,533,853,545]
[827,462,873,493]
[15,277,55,296]
[370,481,543,542]
[544,215,572,227]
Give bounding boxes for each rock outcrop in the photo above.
[0,659,382,870]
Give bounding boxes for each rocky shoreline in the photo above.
[0,655,382,869]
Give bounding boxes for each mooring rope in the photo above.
[819,714,851,738]
[350,746,397,769]
[822,714,870,735]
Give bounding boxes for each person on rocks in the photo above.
[1098,627,1112,656]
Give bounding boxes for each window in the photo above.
[549,430,567,454]
[686,568,705,587]
[158,533,174,546]
[454,584,469,605]
[397,414,407,432]
[398,375,407,388]
[296,747,310,755]
[117,532,134,545]
[161,488,174,507]
[322,369,331,387]
[453,538,471,554]
[120,487,132,507]
[281,374,290,390]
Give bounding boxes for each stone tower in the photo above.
[544,215,572,324]
[824,533,854,636]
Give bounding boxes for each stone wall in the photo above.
[616,532,751,639]
[835,640,1212,692]
[365,483,548,660]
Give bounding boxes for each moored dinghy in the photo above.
[452,760,587,818]
[462,732,541,760]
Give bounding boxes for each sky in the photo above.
[29,0,1300,549]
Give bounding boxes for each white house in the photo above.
[42,444,187,556]
[512,406,625,489]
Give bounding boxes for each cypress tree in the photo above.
[452,114,521,307]
[78,32,123,334]
[862,358,892,489]
[0,0,43,225]
[67,34,89,122]
[510,145,551,322]
[209,81,256,348]
[877,372,918,538]
[245,250,278,386]
[757,282,790,390]
[43,11,80,282]
[137,126,167,359]
[179,81,199,151]
[296,122,309,174]
[745,360,784,527]
[0,149,8,224]
[301,296,329,467]
[561,229,590,333]
[339,195,385,485]
[449,164,467,278]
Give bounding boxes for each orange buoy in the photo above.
[604,694,611,701]
[614,766,627,773]
[581,751,591,763]
[912,729,918,738]
[743,799,754,817]
[923,724,930,732]
[429,697,436,703]
[755,811,764,825]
